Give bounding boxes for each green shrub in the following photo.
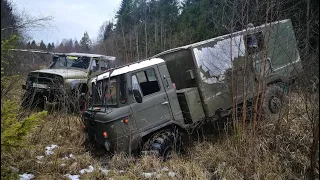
[1,34,47,179]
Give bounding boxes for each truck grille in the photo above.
[28,72,64,89]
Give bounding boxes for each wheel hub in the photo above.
[269,96,282,114]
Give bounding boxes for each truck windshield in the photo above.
[92,77,118,106]
[50,56,91,70]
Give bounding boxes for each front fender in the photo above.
[64,79,87,91]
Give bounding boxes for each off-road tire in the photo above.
[143,130,184,160]
[262,83,289,120]
[78,93,87,113]
[70,89,87,114]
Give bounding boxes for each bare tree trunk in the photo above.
[129,32,132,61]
[160,20,163,51]
[310,118,319,180]
[145,20,148,58]
[154,19,158,44]
[305,0,310,57]
[122,26,128,64]
[136,29,139,60]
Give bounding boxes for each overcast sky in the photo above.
[11,0,122,45]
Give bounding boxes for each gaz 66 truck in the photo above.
[22,52,116,112]
[82,19,302,158]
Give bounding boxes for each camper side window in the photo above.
[132,68,160,96]
[245,32,264,54]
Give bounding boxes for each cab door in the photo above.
[129,65,172,132]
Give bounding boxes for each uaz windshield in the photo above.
[50,56,91,70]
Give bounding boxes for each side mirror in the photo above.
[88,69,92,76]
[132,89,143,103]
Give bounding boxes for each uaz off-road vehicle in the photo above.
[82,19,302,158]
[22,52,116,112]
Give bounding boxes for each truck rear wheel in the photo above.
[143,130,183,160]
[262,84,289,120]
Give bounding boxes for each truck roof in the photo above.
[152,19,291,58]
[92,58,165,82]
[9,49,116,61]
[61,53,116,61]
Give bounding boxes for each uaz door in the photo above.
[129,65,172,133]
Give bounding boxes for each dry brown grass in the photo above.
[1,92,318,180]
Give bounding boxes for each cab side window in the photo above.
[91,59,99,72]
[132,68,160,97]
[100,60,108,71]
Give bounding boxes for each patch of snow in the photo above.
[45,144,58,156]
[60,164,66,167]
[64,174,80,180]
[142,172,156,178]
[79,165,94,174]
[156,174,162,178]
[36,156,44,160]
[62,154,75,160]
[161,167,169,172]
[168,171,176,177]
[19,173,34,180]
[99,167,110,175]
[118,170,125,174]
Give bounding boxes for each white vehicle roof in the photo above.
[9,49,116,61]
[64,53,116,61]
[92,58,165,82]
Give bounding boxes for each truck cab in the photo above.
[22,52,116,112]
[83,58,185,153]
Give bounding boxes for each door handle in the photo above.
[163,75,169,88]
[162,101,169,105]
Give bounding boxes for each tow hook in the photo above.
[43,95,48,110]
[43,95,58,111]
[104,140,111,151]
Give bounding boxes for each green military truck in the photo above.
[21,52,116,112]
[82,19,302,158]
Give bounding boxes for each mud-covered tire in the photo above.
[70,89,87,114]
[262,83,289,120]
[143,130,184,160]
[78,93,87,113]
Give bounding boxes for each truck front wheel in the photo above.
[262,84,289,120]
[70,88,87,114]
[143,130,183,160]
